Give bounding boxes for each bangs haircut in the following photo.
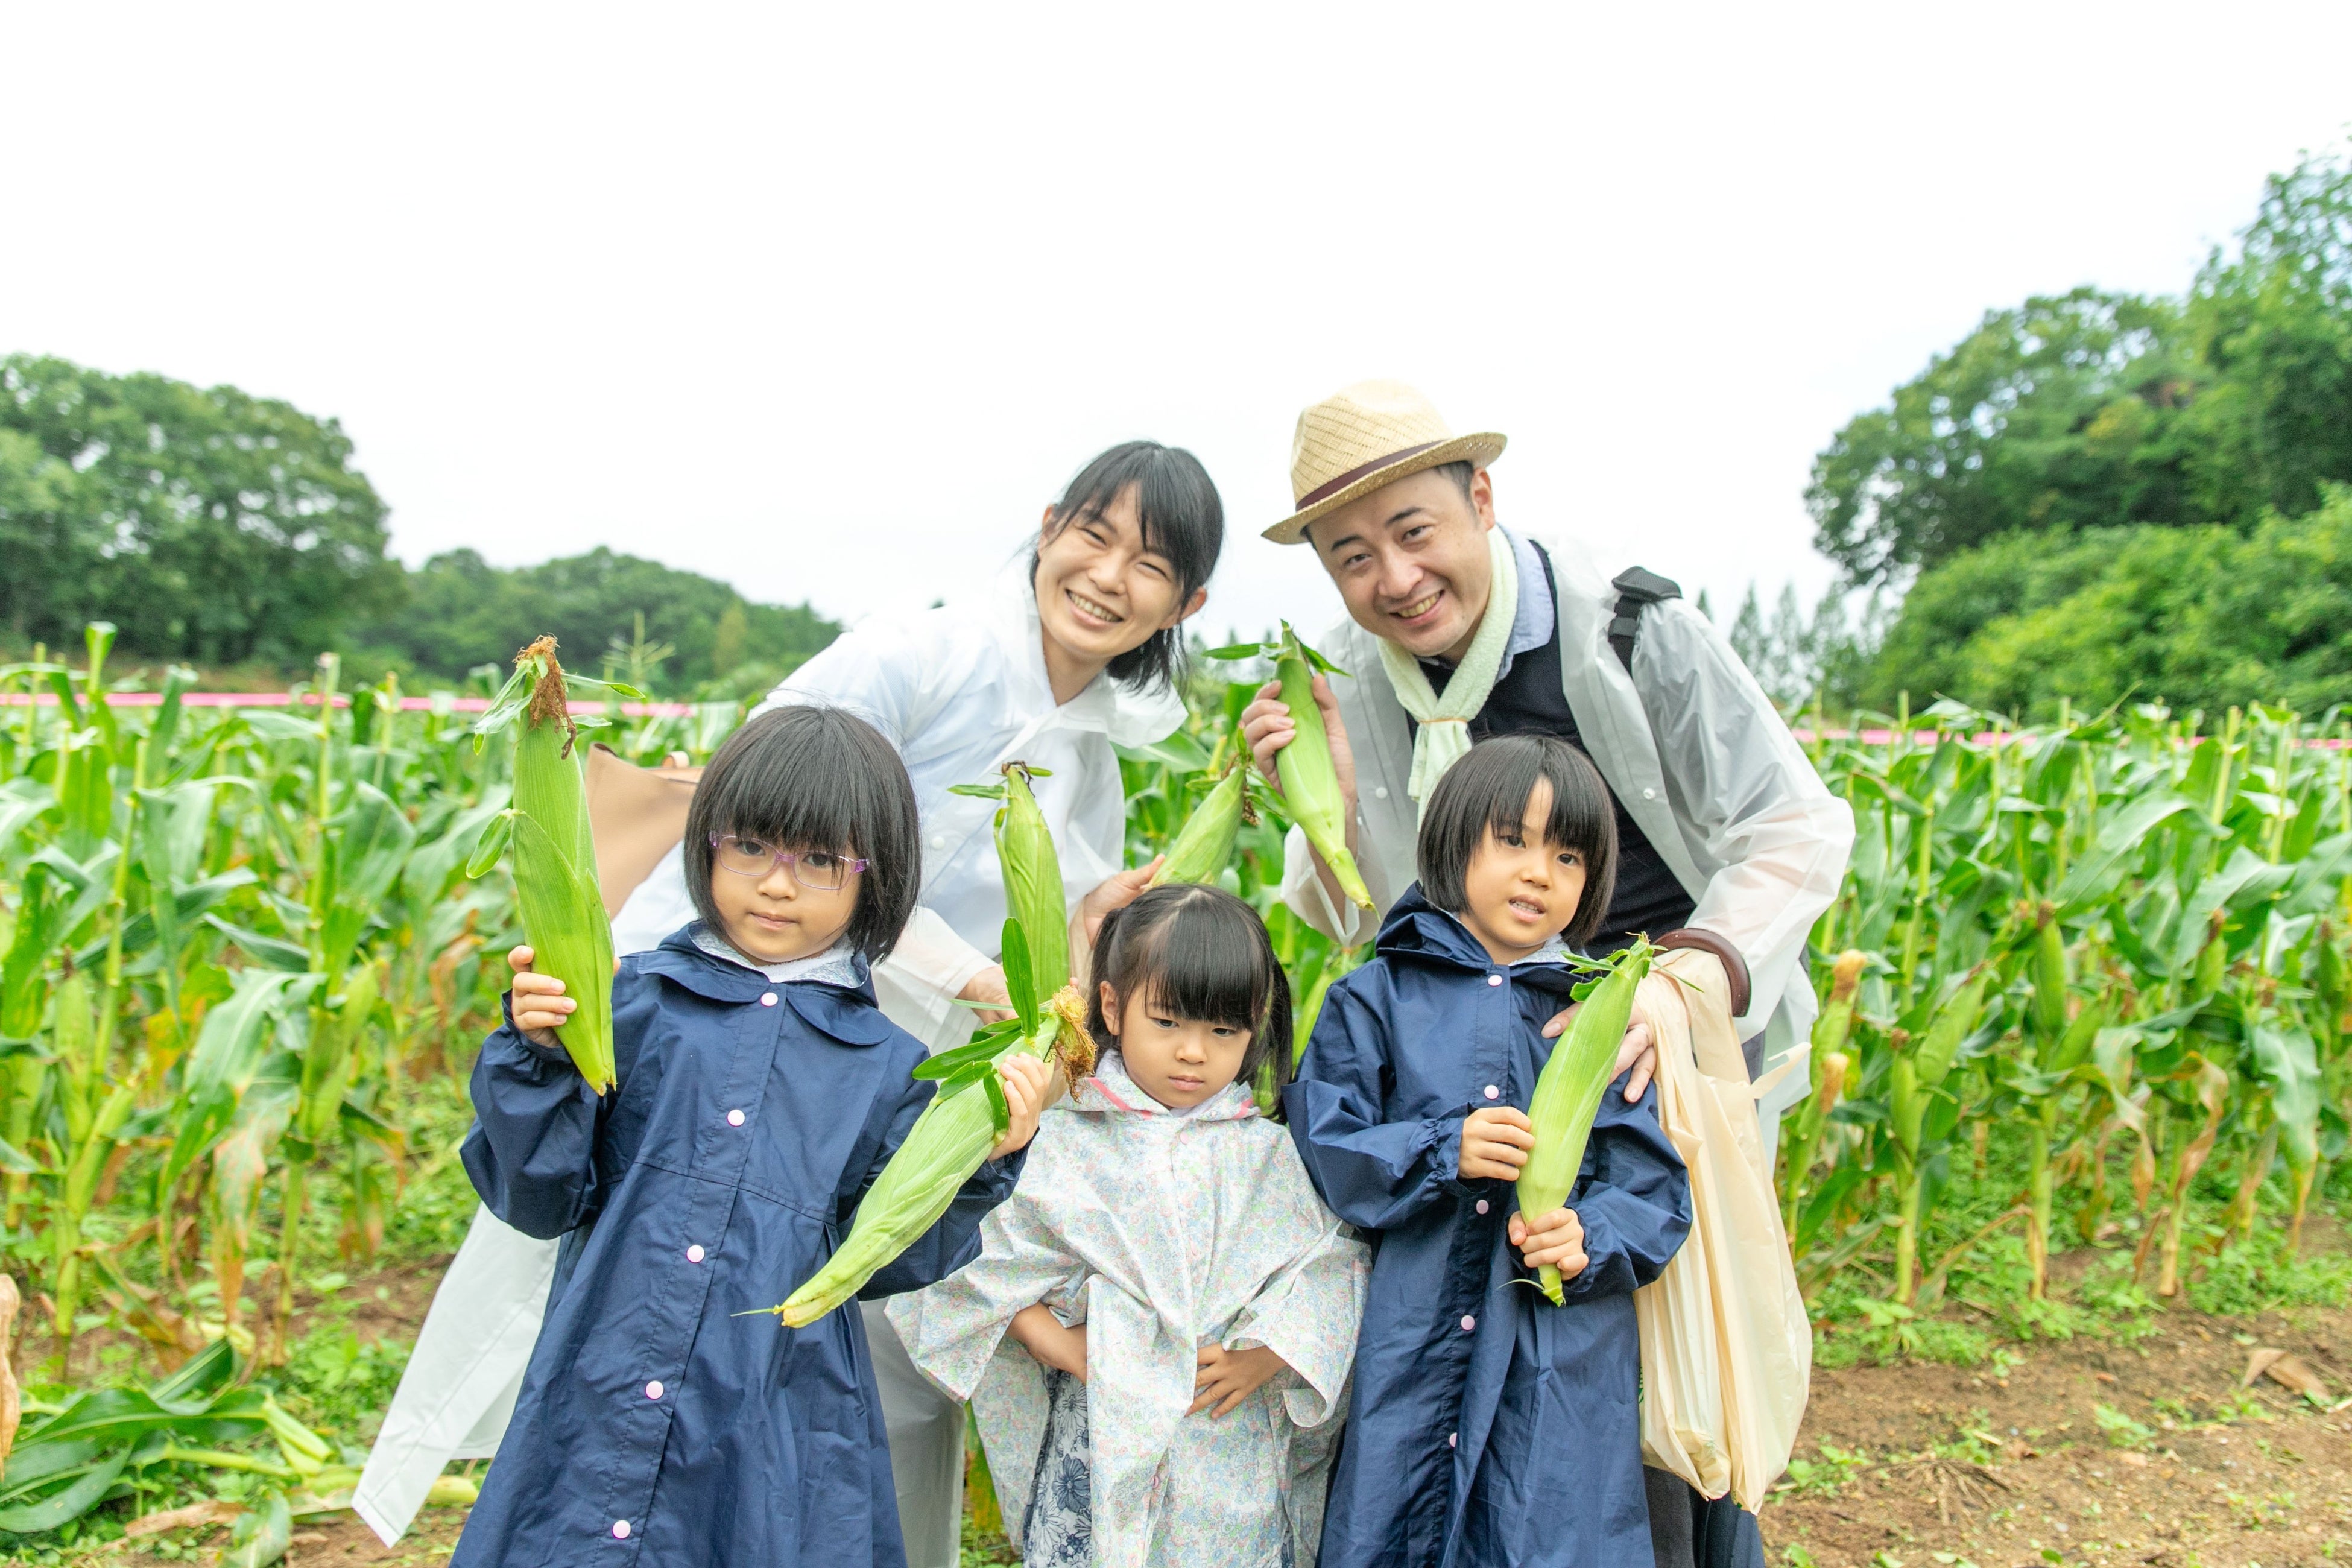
[1084,884,1294,1114]
[1034,439,1224,692]
[683,705,922,963]
[1416,733,1619,947]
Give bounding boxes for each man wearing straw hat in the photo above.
[1245,380,1853,1568]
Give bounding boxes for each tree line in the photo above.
[1739,144,2352,719]
[0,353,838,694]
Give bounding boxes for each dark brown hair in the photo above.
[683,706,922,963]
[1415,733,1619,947]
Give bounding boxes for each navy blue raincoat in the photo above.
[452,928,1025,1568]
[1285,889,1691,1568]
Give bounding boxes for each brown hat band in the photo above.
[1291,440,1444,513]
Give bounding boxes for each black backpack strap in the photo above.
[1607,566,1683,672]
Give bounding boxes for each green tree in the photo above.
[2181,151,2352,524]
[1815,150,2352,587]
[1807,289,2201,583]
[1861,487,2352,718]
[0,355,400,663]
[360,546,837,692]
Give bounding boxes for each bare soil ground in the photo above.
[1769,1304,2352,1568]
[36,1252,2352,1568]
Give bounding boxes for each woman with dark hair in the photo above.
[360,443,1227,1565]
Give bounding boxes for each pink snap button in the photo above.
[1487,973,1502,987]
[612,1519,631,1538]
[1483,1085,1500,1100]
[727,1109,745,1127]
[1476,1199,1490,1215]
[646,1380,663,1400]
[1460,1315,1476,1332]
[1449,1432,1458,1448]
[686,1244,705,1263]
[760,992,777,1007]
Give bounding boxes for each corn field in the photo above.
[0,625,2348,1541]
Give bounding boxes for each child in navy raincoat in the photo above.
[1286,734,1692,1568]
[453,706,1055,1568]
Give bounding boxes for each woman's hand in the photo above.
[507,946,575,1049]
[958,965,1016,1025]
[1542,998,1658,1103]
[1077,858,1163,949]
[1008,1303,1088,1381]
[988,1055,1055,1160]
[1459,1105,1535,1181]
[1190,1343,1289,1417]
[1508,1206,1589,1280]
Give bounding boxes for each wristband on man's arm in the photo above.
[1652,929,1752,1019]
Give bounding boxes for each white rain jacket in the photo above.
[355,562,1187,1547]
[1277,531,1853,1113]
[890,1053,1368,1568]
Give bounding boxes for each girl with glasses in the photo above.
[452,706,1054,1568]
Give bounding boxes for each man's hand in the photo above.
[1508,1206,1589,1280]
[988,1055,1055,1160]
[1190,1343,1289,1417]
[1543,999,1657,1102]
[958,965,1015,1025]
[1459,1105,1535,1181]
[1241,675,1359,817]
[507,946,573,1049]
[1008,1304,1088,1380]
[1241,674,1361,909]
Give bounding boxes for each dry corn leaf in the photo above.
[124,1498,245,1537]
[2243,1347,2288,1386]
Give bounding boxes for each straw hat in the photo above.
[1262,380,1506,545]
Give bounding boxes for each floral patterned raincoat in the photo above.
[890,1052,1369,1568]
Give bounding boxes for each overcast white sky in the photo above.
[8,4,2351,643]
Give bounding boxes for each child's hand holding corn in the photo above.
[988,1054,1055,1160]
[509,946,578,1048]
[1507,1206,1589,1282]
[1459,1105,1535,1181]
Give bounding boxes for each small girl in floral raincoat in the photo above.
[890,885,1369,1568]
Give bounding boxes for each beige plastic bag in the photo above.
[1633,949,1812,1513]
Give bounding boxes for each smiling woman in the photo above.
[1029,440,1220,703]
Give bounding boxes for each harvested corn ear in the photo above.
[1148,753,1253,888]
[467,637,640,1095]
[1517,937,1654,1305]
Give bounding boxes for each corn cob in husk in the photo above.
[467,639,622,1095]
[1148,753,1253,888]
[1271,624,1372,908]
[1517,938,1654,1304]
[993,762,1071,995]
[772,963,1093,1327]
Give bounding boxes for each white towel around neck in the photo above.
[1375,526,1520,819]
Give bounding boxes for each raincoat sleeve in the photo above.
[461,986,632,1241]
[1549,1074,1690,1301]
[1285,976,1471,1231]
[851,1061,1029,1300]
[887,1180,1087,1402]
[1224,1149,1370,1429]
[1630,601,1854,1032]
[767,609,996,1028]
